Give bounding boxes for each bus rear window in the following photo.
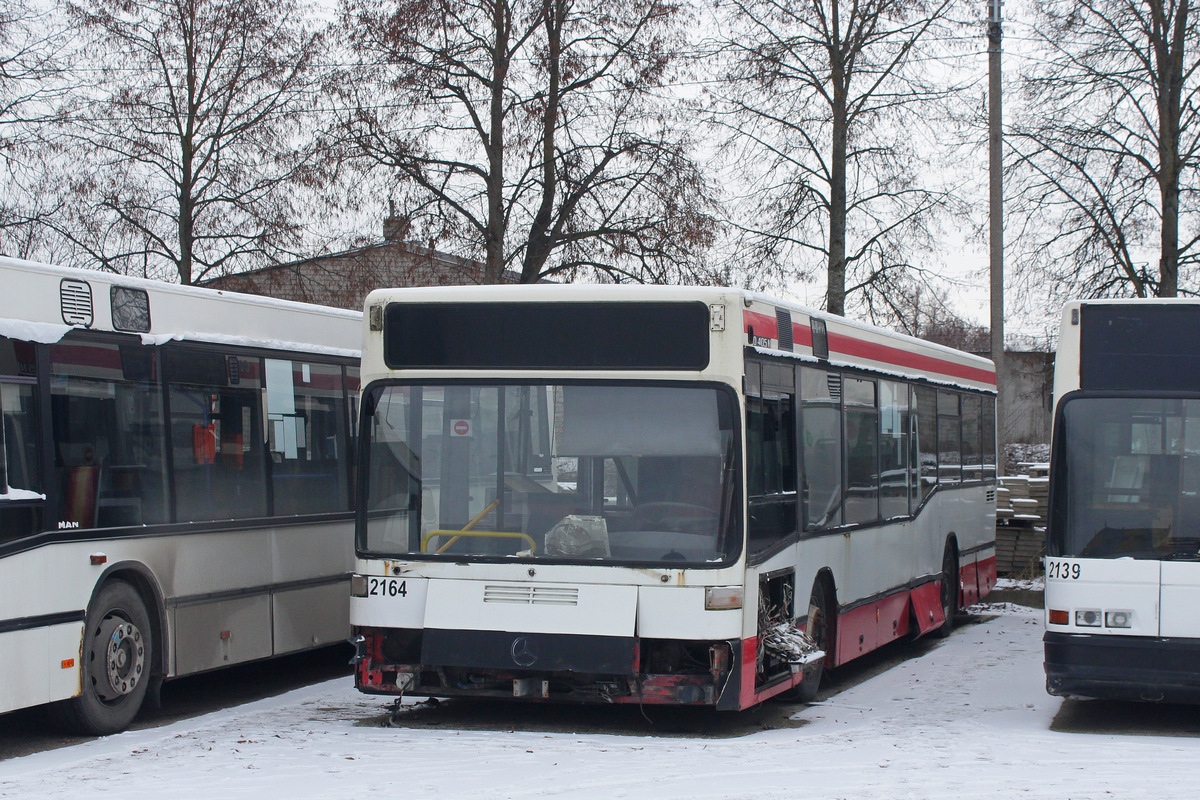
[1081,304,1200,391]
[383,301,710,370]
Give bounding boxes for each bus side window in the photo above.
[961,395,983,482]
[843,377,879,525]
[265,359,351,515]
[982,395,997,481]
[50,338,169,529]
[165,348,267,522]
[801,367,842,530]
[937,390,962,485]
[879,380,910,519]
[747,378,797,555]
[914,386,938,506]
[0,379,43,542]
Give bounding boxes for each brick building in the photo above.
[202,209,503,311]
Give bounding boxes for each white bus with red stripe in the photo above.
[350,285,996,709]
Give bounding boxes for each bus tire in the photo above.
[796,579,835,702]
[54,580,152,735]
[936,545,959,638]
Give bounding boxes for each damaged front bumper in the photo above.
[352,627,747,709]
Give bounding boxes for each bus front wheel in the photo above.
[55,580,153,735]
[796,580,834,703]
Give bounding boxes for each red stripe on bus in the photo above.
[743,310,995,387]
[793,321,814,348]
[743,310,778,339]
[741,310,814,347]
[827,331,995,387]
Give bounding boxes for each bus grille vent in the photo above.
[987,489,996,503]
[775,308,793,351]
[827,372,842,400]
[60,279,94,327]
[483,584,579,606]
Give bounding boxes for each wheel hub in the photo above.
[94,616,145,701]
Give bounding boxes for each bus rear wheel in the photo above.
[937,547,959,638]
[54,580,153,735]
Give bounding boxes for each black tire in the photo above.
[936,547,959,638]
[796,580,834,703]
[53,580,152,735]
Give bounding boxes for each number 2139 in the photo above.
[1047,560,1081,580]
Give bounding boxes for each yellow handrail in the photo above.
[421,498,536,553]
[461,499,500,532]
[421,529,538,554]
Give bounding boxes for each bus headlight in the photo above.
[351,574,368,597]
[1075,609,1102,627]
[1105,610,1132,629]
[705,586,744,610]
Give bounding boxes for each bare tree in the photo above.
[336,0,718,284]
[0,1,74,256]
[1009,0,1200,299]
[708,0,967,318]
[46,0,332,284]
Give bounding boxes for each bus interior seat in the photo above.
[61,464,101,528]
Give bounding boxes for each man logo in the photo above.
[510,636,538,667]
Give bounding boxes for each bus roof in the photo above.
[363,283,996,393]
[0,256,362,357]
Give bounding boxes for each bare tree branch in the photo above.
[335,0,719,285]
[708,0,966,318]
[1010,0,1200,300]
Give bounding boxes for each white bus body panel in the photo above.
[274,581,351,655]
[0,521,351,714]
[0,546,96,714]
[424,580,637,637]
[1160,562,1200,638]
[351,563,748,641]
[0,256,361,355]
[174,595,273,673]
[1045,558,1161,638]
[0,625,84,714]
[636,587,742,640]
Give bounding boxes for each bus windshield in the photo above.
[360,382,739,565]
[1051,396,1200,560]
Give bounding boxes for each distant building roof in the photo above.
[201,212,513,311]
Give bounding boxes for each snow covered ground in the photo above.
[2,602,1198,800]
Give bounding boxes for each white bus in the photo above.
[1045,299,1200,703]
[350,285,997,710]
[0,257,362,734]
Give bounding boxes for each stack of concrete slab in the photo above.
[996,469,1047,576]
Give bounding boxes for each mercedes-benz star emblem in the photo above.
[510,636,538,667]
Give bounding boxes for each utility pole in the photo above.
[988,0,1007,473]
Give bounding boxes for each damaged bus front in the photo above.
[349,380,819,708]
